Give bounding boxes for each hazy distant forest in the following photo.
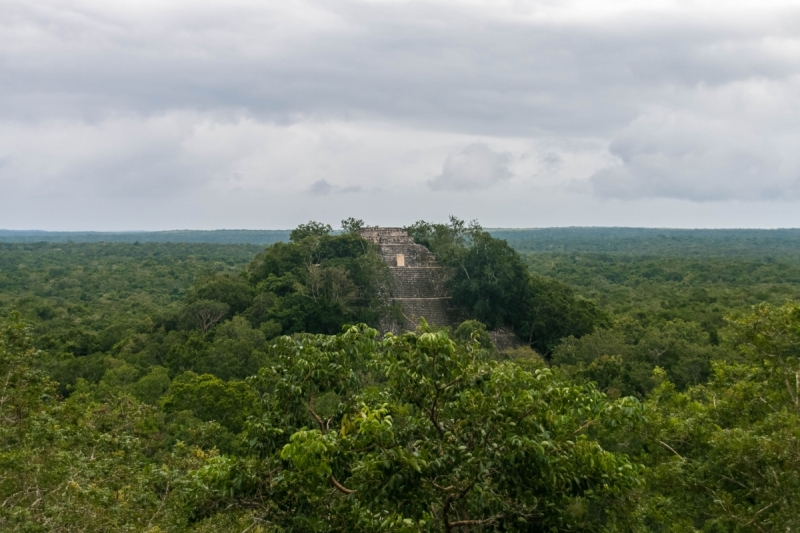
[2,221,799,532]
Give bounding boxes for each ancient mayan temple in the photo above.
[359,227,456,332]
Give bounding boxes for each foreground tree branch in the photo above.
[330,475,354,495]
[448,514,502,528]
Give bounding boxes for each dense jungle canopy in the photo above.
[1,219,799,532]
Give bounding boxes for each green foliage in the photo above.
[529,249,800,397]
[341,217,365,234]
[0,241,257,395]
[290,220,333,242]
[248,324,644,531]
[0,312,51,422]
[520,274,609,354]
[407,215,481,264]
[190,273,254,315]
[553,319,721,397]
[448,231,530,330]
[186,298,231,333]
[727,301,800,408]
[129,364,171,404]
[501,345,548,372]
[616,310,799,532]
[490,227,800,258]
[452,319,493,351]
[0,314,213,532]
[0,228,291,245]
[208,316,268,379]
[409,218,606,353]
[6,227,800,258]
[3,223,800,531]
[523,251,800,336]
[162,372,259,433]
[246,325,379,456]
[243,227,389,335]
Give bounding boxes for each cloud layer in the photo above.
[429,144,512,192]
[2,0,800,228]
[590,80,800,202]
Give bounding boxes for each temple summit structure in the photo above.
[358,227,457,332]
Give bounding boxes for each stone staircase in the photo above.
[359,227,456,331]
[378,244,437,267]
[389,267,449,298]
[395,298,453,328]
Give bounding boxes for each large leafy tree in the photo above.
[408,218,605,353]
[518,274,608,354]
[204,323,646,531]
[162,371,260,433]
[448,231,530,330]
[244,221,389,336]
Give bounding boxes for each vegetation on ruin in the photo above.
[408,217,608,354]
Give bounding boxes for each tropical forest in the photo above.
[1,220,799,532]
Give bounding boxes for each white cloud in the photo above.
[429,143,512,192]
[0,114,213,199]
[590,79,800,201]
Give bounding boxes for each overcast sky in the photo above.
[2,0,800,230]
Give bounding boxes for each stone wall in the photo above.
[358,227,414,245]
[359,227,457,331]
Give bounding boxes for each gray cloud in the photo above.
[0,115,218,199]
[590,97,800,201]
[308,179,362,196]
[3,1,800,137]
[309,179,334,196]
[541,152,563,172]
[429,143,512,192]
